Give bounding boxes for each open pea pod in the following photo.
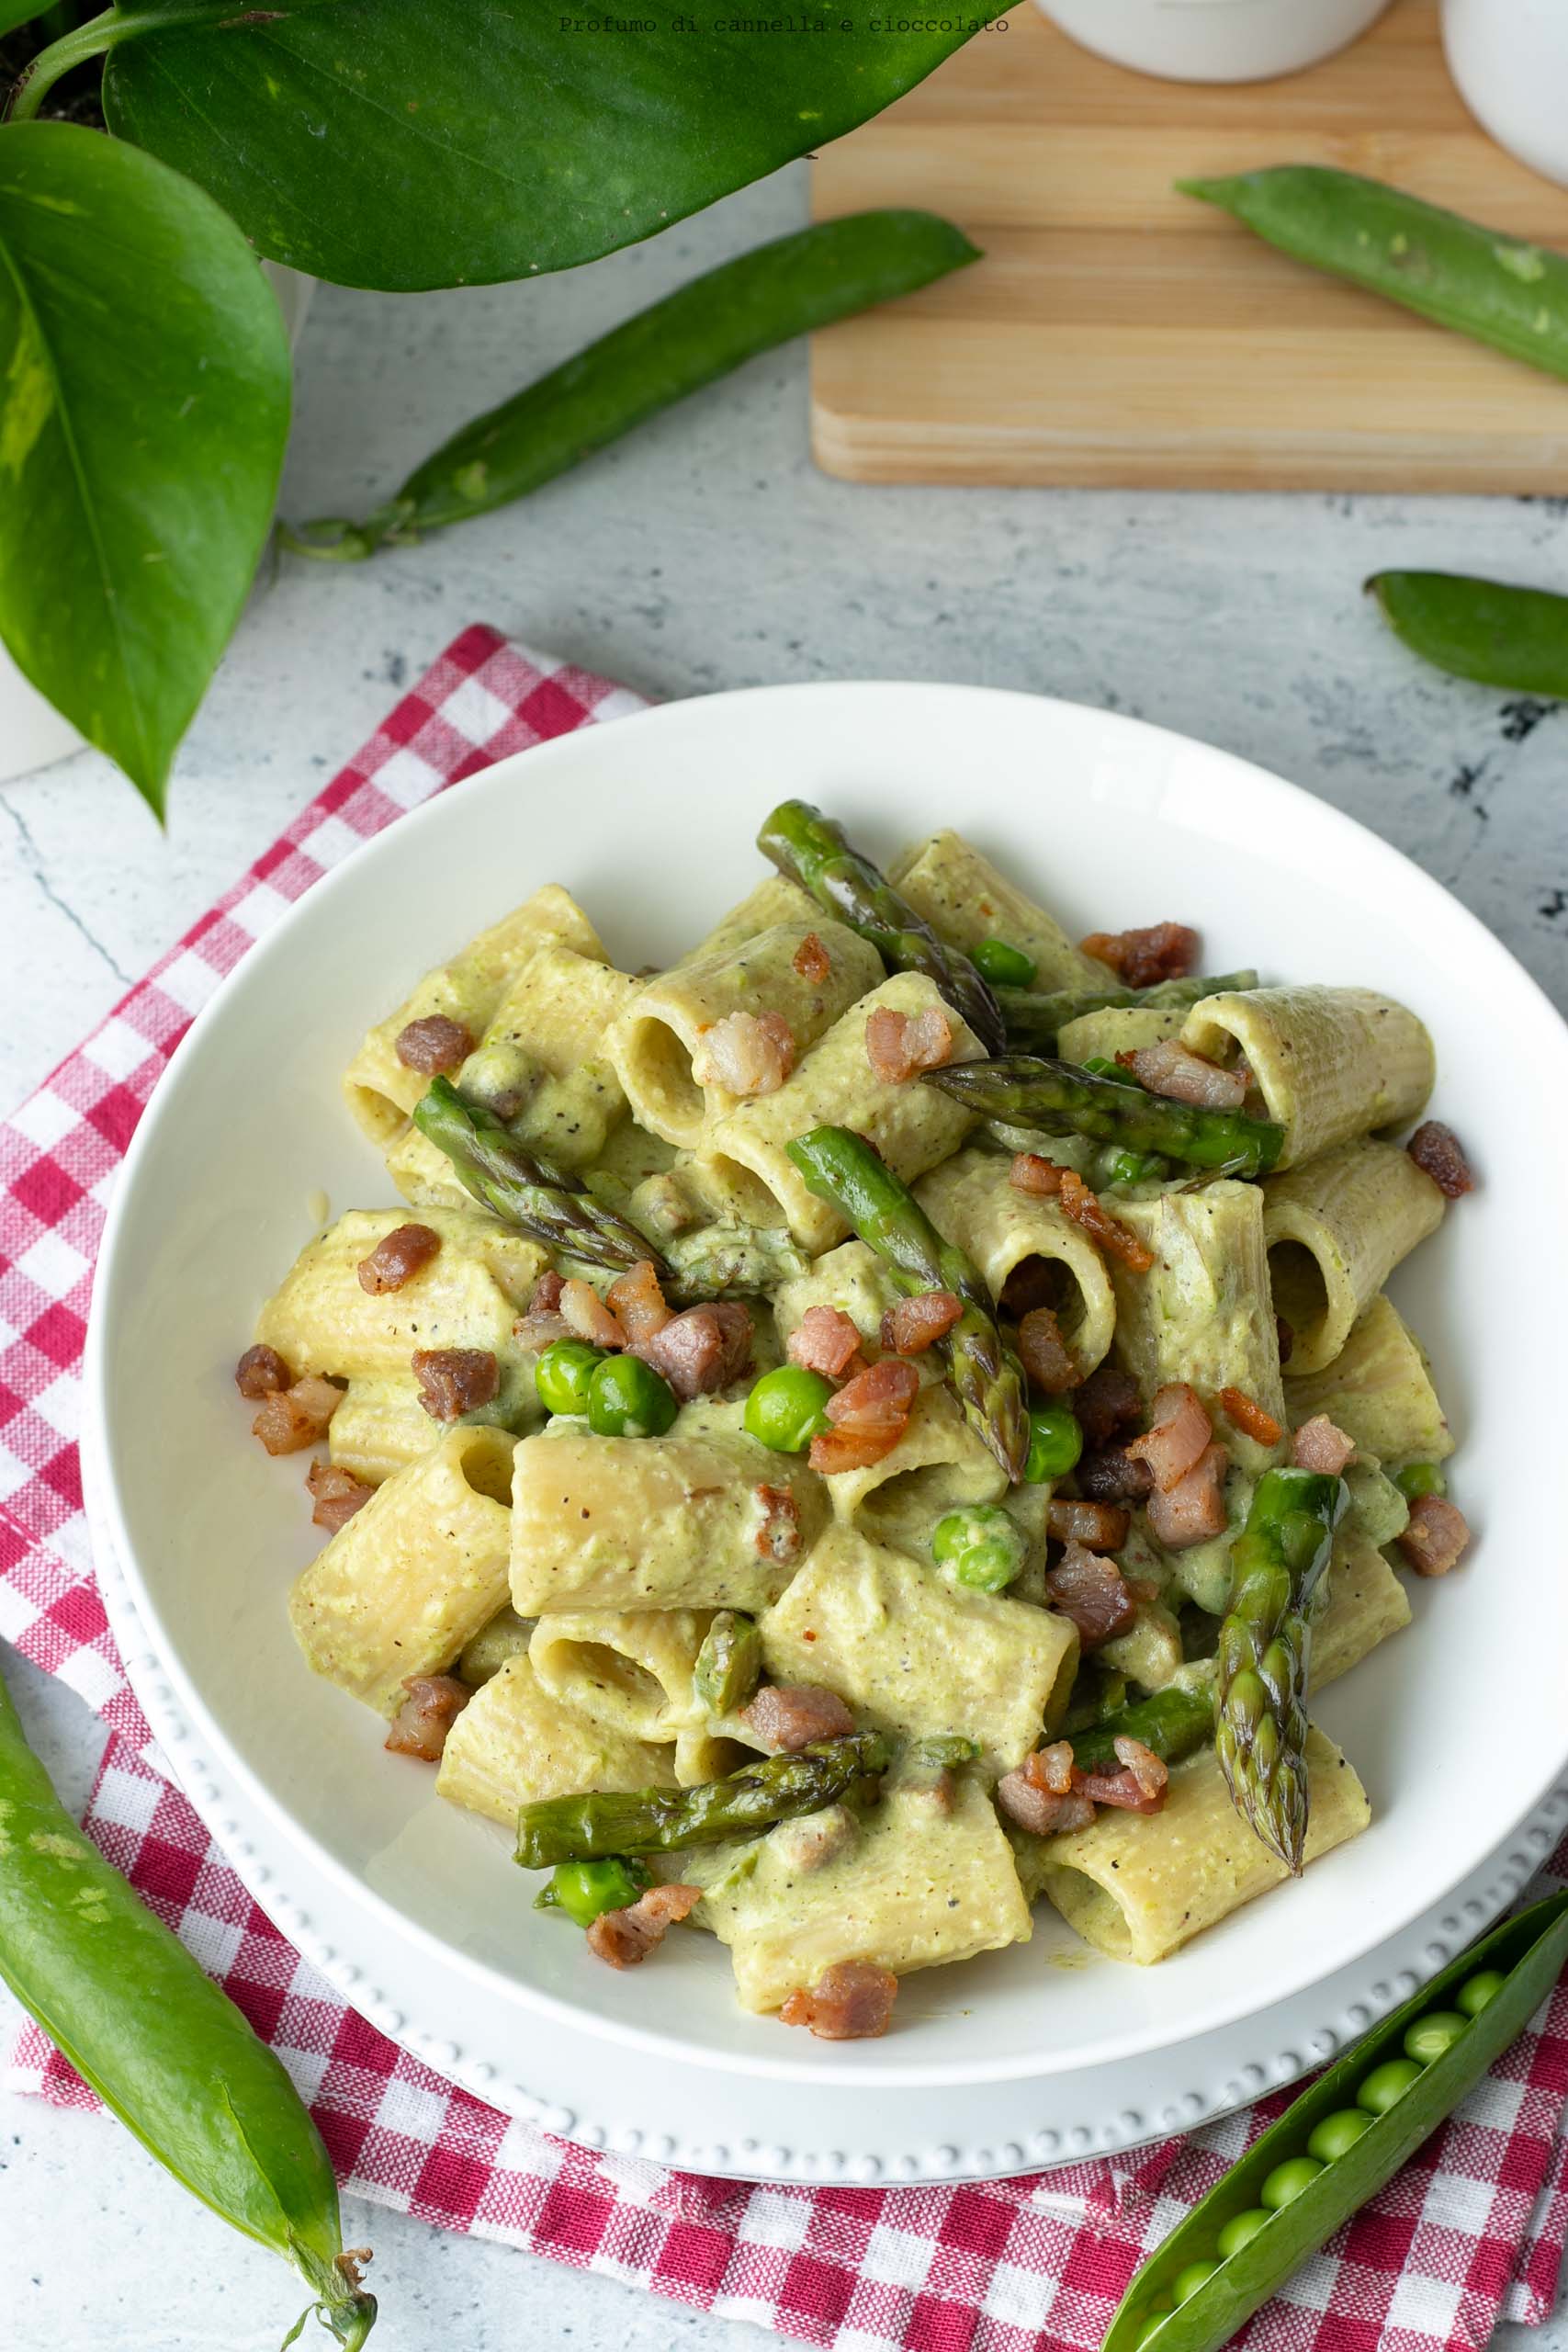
[1103,1889,1568,2352]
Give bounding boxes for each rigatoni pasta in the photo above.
[243,805,1472,2038]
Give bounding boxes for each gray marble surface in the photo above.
[2,159,1565,2350]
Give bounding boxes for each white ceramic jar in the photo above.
[1442,0,1568,193]
[1034,0,1391,83]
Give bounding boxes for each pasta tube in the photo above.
[759,1522,1078,1776]
[1055,1003,1185,1065]
[701,1780,1032,2012]
[916,1145,1117,1378]
[436,1654,675,1826]
[888,829,1110,992]
[1283,1292,1454,1468]
[343,884,604,1142]
[511,1407,824,1614]
[1263,1139,1445,1375]
[528,1609,715,1741]
[288,1425,516,1714]
[1180,985,1435,1170]
[326,1375,438,1486]
[826,1382,1008,1559]
[1311,1526,1412,1690]
[1041,1728,1371,1964]
[610,918,882,1147]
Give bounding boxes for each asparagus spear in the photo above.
[1069,1680,1214,1774]
[758,799,1006,1052]
[1214,1467,1348,1873]
[922,1055,1285,1177]
[413,1077,665,1277]
[692,1612,762,1716]
[998,968,1259,1054]
[784,1124,1031,1482]
[660,1220,809,1303]
[514,1733,890,1866]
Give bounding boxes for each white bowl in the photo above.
[90,682,1568,2123]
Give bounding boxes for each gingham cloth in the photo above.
[3,626,1567,2352]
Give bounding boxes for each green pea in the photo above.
[1170,2257,1219,2304]
[1307,2107,1374,2163]
[1358,2058,1424,2115]
[534,1337,604,1417]
[973,937,1037,989]
[1083,1056,1142,1088]
[1260,2155,1325,2209]
[536,1856,649,1928]
[953,1537,1023,1593]
[586,1351,679,1438]
[931,1506,1025,1592]
[1024,1401,1083,1483]
[1393,1461,1447,1499]
[743,1364,833,1453]
[1404,2011,1468,2064]
[1459,1969,1506,2017]
[1131,2301,1171,2346]
[1216,2206,1272,2258]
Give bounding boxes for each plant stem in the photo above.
[6,1,243,119]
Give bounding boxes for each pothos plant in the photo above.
[0,1,1002,817]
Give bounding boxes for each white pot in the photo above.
[1442,0,1568,192]
[1033,0,1390,82]
[0,263,314,789]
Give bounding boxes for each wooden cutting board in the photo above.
[809,0,1568,490]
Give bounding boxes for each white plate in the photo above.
[87,683,1568,2165]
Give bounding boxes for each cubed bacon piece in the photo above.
[1292,1414,1356,1474]
[252,1374,344,1456]
[587,1883,702,1969]
[394,1014,473,1075]
[792,932,832,985]
[1407,1120,1474,1200]
[306,1459,375,1533]
[1145,1442,1230,1550]
[1219,1385,1283,1447]
[1047,1497,1131,1551]
[1126,1383,1213,1492]
[1398,1493,1472,1578]
[808,1356,920,1474]
[1078,922,1199,989]
[560,1278,628,1351]
[1079,1736,1168,1816]
[1071,1365,1142,1450]
[996,1745,1097,1837]
[741,1681,855,1752]
[513,1270,571,1353]
[356,1222,442,1295]
[1044,1541,1137,1647]
[637,1301,753,1399]
[692,1010,795,1096]
[780,1959,898,2040]
[864,1002,954,1084]
[1077,1447,1154,1505]
[235,1343,292,1400]
[1058,1170,1155,1273]
[1010,1151,1066,1198]
[1127,1041,1247,1112]
[1019,1305,1078,1396]
[753,1482,805,1566]
[606,1260,671,1345]
[881,1290,964,1357]
[412,1347,499,1420]
[384,1674,470,1762]
[787,1304,866,1381]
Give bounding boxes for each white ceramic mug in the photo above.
[1442,0,1568,193]
[1034,0,1391,83]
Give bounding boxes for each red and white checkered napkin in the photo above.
[4,627,1568,2352]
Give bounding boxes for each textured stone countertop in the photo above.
[2,163,1564,2351]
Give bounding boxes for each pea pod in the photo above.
[0,1661,376,2347]
[1102,1889,1568,2352]
[1179,167,1568,383]
[283,210,979,560]
[1369,572,1568,698]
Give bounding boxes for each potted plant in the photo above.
[0,3,1002,816]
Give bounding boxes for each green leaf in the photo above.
[101,0,1005,292]
[0,122,290,814]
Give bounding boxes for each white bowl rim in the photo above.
[87,676,1568,2093]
